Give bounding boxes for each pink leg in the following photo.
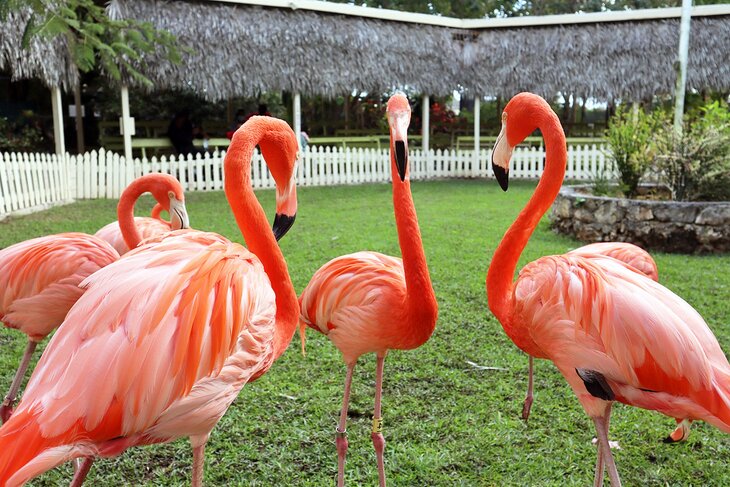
[337,363,356,487]
[69,457,94,487]
[522,355,534,421]
[593,409,610,487]
[371,353,387,487]
[1,340,38,423]
[592,404,621,487]
[191,442,206,487]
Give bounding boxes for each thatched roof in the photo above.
[2,0,729,100]
[0,9,78,89]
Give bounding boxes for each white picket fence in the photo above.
[0,143,609,220]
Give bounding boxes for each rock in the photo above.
[695,205,730,226]
[627,204,653,221]
[652,204,700,223]
[594,200,618,225]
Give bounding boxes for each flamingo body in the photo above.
[513,254,730,428]
[94,217,172,256]
[0,232,119,340]
[300,251,416,364]
[0,230,277,485]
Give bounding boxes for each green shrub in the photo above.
[653,102,730,201]
[605,105,662,198]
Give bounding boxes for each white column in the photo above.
[293,92,302,150]
[473,95,480,166]
[673,0,692,134]
[421,94,430,155]
[51,86,65,155]
[120,85,134,160]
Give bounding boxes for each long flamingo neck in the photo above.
[487,113,567,329]
[118,182,148,250]
[391,151,437,342]
[224,132,298,360]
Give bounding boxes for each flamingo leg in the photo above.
[592,404,621,487]
[371,353,387,487]
[337,363,356,487]
[593,409,611,487]
[191,441,207,487]
[1,339,38,423]
[69,457,94,487]
[522,355,534,421]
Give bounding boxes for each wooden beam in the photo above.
[51,86,65,155]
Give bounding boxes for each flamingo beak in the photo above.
[273,213,296,241]
[273,171,297,241]
[491,120,512,192]
[169,197,190,230]
[388,110,410,182]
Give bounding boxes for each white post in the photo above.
[421,94,430,155]
[120,85,134,160]
[51,86,65,155]
[673,0,692,134]
[293,92,302,150]
[473,95,481,166]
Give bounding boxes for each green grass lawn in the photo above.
[1,179,729,486]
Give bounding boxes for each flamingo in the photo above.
[95,176,190,255]
[299,93,438,487]
[487,92,730,486]
[0,173,189,424]
[0,116,299,487]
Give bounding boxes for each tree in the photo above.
[0,0,184,87]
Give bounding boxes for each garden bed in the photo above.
[551,184,730,253]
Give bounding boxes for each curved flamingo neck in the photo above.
[487,109,567,330]
[118,180,155,250]
[390,145,438,345]
[224,129,298,360]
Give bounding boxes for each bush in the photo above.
[605,105,662,198]
[0,116,47,152]
[653,102,730,201]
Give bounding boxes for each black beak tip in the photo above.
[492,163,509,192]
[394,140,407,182]
[273,213,296,241]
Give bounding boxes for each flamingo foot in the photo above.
[664,418,692,443]
[522,394,534,421]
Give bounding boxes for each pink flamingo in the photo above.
[299,94,438,487]
[0,116,299,487]
[487,92,730,486]
[95,177,190,255]
[0,174,189,424]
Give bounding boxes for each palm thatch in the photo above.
[2,0,728,101]
[0,9,78,89]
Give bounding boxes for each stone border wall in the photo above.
[550,185,730,253]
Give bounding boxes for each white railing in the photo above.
[0,143,609,220]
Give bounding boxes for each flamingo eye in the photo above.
[168,191,175,199]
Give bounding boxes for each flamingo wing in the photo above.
[299,251,405,361]
[514,255,730,423]
[568,242,658,281]
[16,230,276,446]
[95,217,172,255]
[0,233,119,339]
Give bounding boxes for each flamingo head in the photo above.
[142,173,190,230]
[386,93,411,182]
[255,117,299,241]
[492,92,555,191]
